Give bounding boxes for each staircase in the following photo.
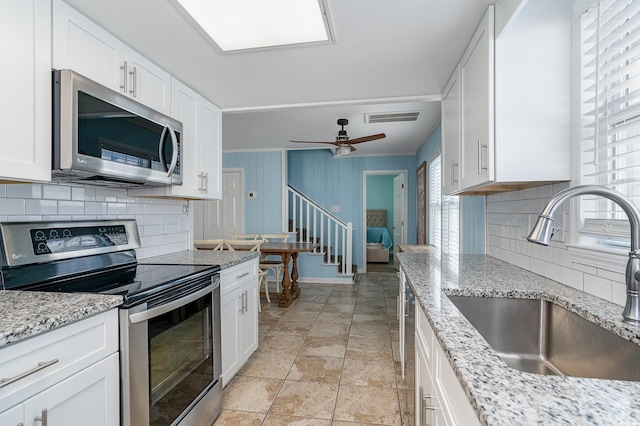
[287,185,354,278]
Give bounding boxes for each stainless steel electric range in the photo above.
[0,219,222,426]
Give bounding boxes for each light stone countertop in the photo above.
[396,252,640,426]
[0,291,122,347]
[140,249,258,269]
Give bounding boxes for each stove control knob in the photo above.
[62,229,71,237]
[37,242,47,253]
[34,231,45,240]
[49,230,59,238]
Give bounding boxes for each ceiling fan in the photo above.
[290,119,386,156]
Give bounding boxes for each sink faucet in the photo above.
[527,185,640,324]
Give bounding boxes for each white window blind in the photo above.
[428,154,441,248]
[441,195,459,256]
[579,0,640,249]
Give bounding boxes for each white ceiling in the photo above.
[63,0,493,156]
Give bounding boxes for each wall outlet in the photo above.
[331,205,340,212]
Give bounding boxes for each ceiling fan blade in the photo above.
[289,140,336,145]
[347,133,386,144]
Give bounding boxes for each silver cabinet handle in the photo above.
[451,160,459,184]
[34,409,48,426]
[236,272,249,279]
[119,61,128,93]
[129,66,137,97]
[419,386,436,426]
[202,172,208,192]
[397,295,401,320]
[0,359,59,388]
[477,139,487,175]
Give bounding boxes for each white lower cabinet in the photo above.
[415,307,479,426]
[220,258,259,386]
[0,309,119,426]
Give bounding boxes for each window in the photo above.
[578,0,640,251]
[441,195,459,256]
[428,154,441,248]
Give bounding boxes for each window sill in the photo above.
[566,243,628,274]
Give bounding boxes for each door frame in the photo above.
[362,169,408,271]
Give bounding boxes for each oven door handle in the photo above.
[128,283,214,324]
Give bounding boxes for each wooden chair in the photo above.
[193,239,225,250]
[230,233,261,240]
[259,233,290,293]
[224,239,270,310]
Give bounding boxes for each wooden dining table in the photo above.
[260,242,319,307]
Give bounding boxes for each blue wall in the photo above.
[366,175,395,233]
[288,149,416,272]
[223,151,283,234]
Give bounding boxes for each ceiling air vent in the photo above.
[364,111,421,124]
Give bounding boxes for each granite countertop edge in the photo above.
[396,252,640,426]
[140,249,258,269]
[0,291,122,348]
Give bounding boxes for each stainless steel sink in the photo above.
[447,296,640,381]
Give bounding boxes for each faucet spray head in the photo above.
[527,215,554,245]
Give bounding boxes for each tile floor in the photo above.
[213,270,415,425]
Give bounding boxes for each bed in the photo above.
[366,209,393,263]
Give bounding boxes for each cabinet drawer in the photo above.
[0,309,118,411]
[220,258,258,295]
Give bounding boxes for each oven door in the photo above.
[120,276,221,426]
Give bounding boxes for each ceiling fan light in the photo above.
[336,146,351,156]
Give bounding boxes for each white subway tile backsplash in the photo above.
[1,182,188,261]
[486,183,627,305]
[584,274,612,300]
[25,199,57,215]
[7,184,41,199]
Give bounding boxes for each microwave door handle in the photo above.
[159,125,169,172]
[166,124,179,177]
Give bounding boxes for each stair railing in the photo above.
[287,185,353,275]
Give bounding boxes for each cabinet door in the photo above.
[52,0,125,92]
[220,288,242,386]
[0,405,23,426]
[0,0,51,183]
[460,6,494,191]
[125,48,172,115]
[441,66,461,196]
[23,353,119,426]
[239,282,259,360]
[198,99,223,199]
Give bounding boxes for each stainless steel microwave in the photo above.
[52,69,183,187]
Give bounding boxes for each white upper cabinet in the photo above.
[0,0,51,183]
[442,65,462,195]
[52,0,171,115]
[460,6,495,191]
[442,1,571,195]
[129,79,222,200]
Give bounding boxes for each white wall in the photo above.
[0,182,189,259]
[486,182,627,307]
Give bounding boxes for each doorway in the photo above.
[192,169,244,240]
[363,170,408,272]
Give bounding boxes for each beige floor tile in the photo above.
[213,409,265,425]
[286,355,344,384]
[238,350,296,379]
[349,323,391,340]
[326,296,358,305]
[308,322,351,338]
[340,358,397,388]
[262,414,332,425]
[352,313,389,326]
[287,301,326,312]
[321,304,355,314]
[353,305,388,316]
[299,336,347,358]
[272,320,314,334]
[270,381,339,419]
[345,337,394,362]
[334,385,402,425]
[281,310,321,323]
[222,376,283,413]
[331,422,380,426]
[260,333,306,354]
[315,311,353,324]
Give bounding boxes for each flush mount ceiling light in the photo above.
[173,0,333,52]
